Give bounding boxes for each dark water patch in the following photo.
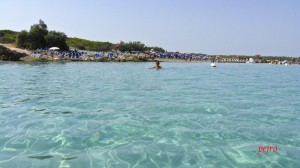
[62,111,73,114]
[28,155,53,160]
[61,156,77,160]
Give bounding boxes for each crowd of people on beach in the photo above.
[30,49,209,61]
[30,48,300,64]
[31,49,121,60]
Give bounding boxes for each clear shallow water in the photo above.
[0,62,299,168]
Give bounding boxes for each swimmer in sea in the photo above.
[149,60,162,69]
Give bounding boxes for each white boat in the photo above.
[211,63,216,67]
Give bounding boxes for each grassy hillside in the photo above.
[0,30,18,44]
[67,37,113,51]
[1,29,164,52]
[0,30,113,51]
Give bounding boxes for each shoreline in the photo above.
[1,43,299,64]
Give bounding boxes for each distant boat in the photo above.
[211,63,216,67]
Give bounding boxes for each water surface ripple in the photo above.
[0,62,299,167]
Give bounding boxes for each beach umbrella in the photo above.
[49,47,60,50]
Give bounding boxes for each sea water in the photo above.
[0,62,299,168]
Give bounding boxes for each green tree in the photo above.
[16,30,29,48]
[28,19,48,49]
[15,20,71,50]
[46,31,69,50]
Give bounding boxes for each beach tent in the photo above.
[49,47,60,50]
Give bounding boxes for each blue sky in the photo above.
[1,0,299,56]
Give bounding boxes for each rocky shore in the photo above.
[0,44,28,61]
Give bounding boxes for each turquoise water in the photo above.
[0,62,299,168]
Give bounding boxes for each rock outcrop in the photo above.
[0,45,27,61]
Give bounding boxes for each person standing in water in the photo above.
[150,60,162,69]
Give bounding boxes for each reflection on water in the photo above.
[0,62,300,167]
